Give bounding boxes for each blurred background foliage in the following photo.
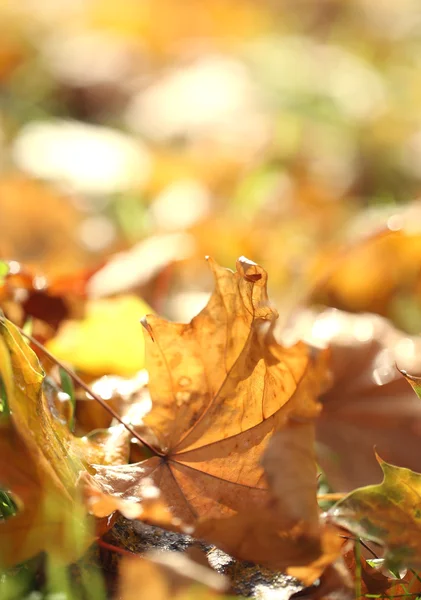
[1,0,421,329]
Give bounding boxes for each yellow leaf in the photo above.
[0,317,130,567]
[47,296,151,376]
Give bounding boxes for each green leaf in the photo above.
[0,315,131,567]
[0,375,9,416]
[330,455,421,570]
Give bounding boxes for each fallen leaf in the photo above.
[310,229,402,315]
[0,177,88,276]
[0,317,87,567]
[0,316,130,566]
[86,233,194,299]
[283,308,421,490]
[84,257,332,573]
[342,545,421,600]
[80,471,174,523]
[74,370,150,434]
[196,422,344,582]
[0,261,69,332]
[0,261,106,347]
[331,456,421,570]
[292,562,353,600]
[286,524,346,587]
[309,204,421,327]
[76,425,131,467]
[118,550,228,600]
[46,295,152,377]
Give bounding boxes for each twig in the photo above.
[365,594,421,598]
[97,538,135,556]
[339,535,379,559]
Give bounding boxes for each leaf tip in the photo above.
[236,256,264,283]
[397,364,421,400]
[140,316,155,342]
[398,366,421,382]
[374,449,385,466]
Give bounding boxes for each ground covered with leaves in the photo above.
[3,1,421,599]
[3,253,421,600]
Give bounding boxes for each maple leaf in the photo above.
[84,257,336,573]
[0,316,130,567]
[342,544,421,600]
[283,308,421,491]
[331,456,421,570]
[118,551,228,600]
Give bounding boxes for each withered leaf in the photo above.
[86,257,331,571]
[196,421,344,582]
[118,550,228,600]
[284,308,421,491]
[342,545,421,600]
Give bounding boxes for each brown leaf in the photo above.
[118,551,228,600]
[85,257,331,572]
[0,177,88,276]
[284,308,421,491]
[292,562,353,600]
[80,471,174,524]
[0,261,69,331]
[196,422,343,581]
[0,260,103,337]
[342,544,421,600]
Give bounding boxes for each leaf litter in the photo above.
[3,255,421,598]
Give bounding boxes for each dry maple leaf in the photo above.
[196,421,344,583]
[282,308,421,491]
[0,316,130,567]
[118,550,228,600]
[84,257,334,572]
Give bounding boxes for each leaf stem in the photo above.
[355,538,362,600]
[365,595,421,598]
[340,535,379,558]
[316,492,346,501]
[17,327,164,457]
